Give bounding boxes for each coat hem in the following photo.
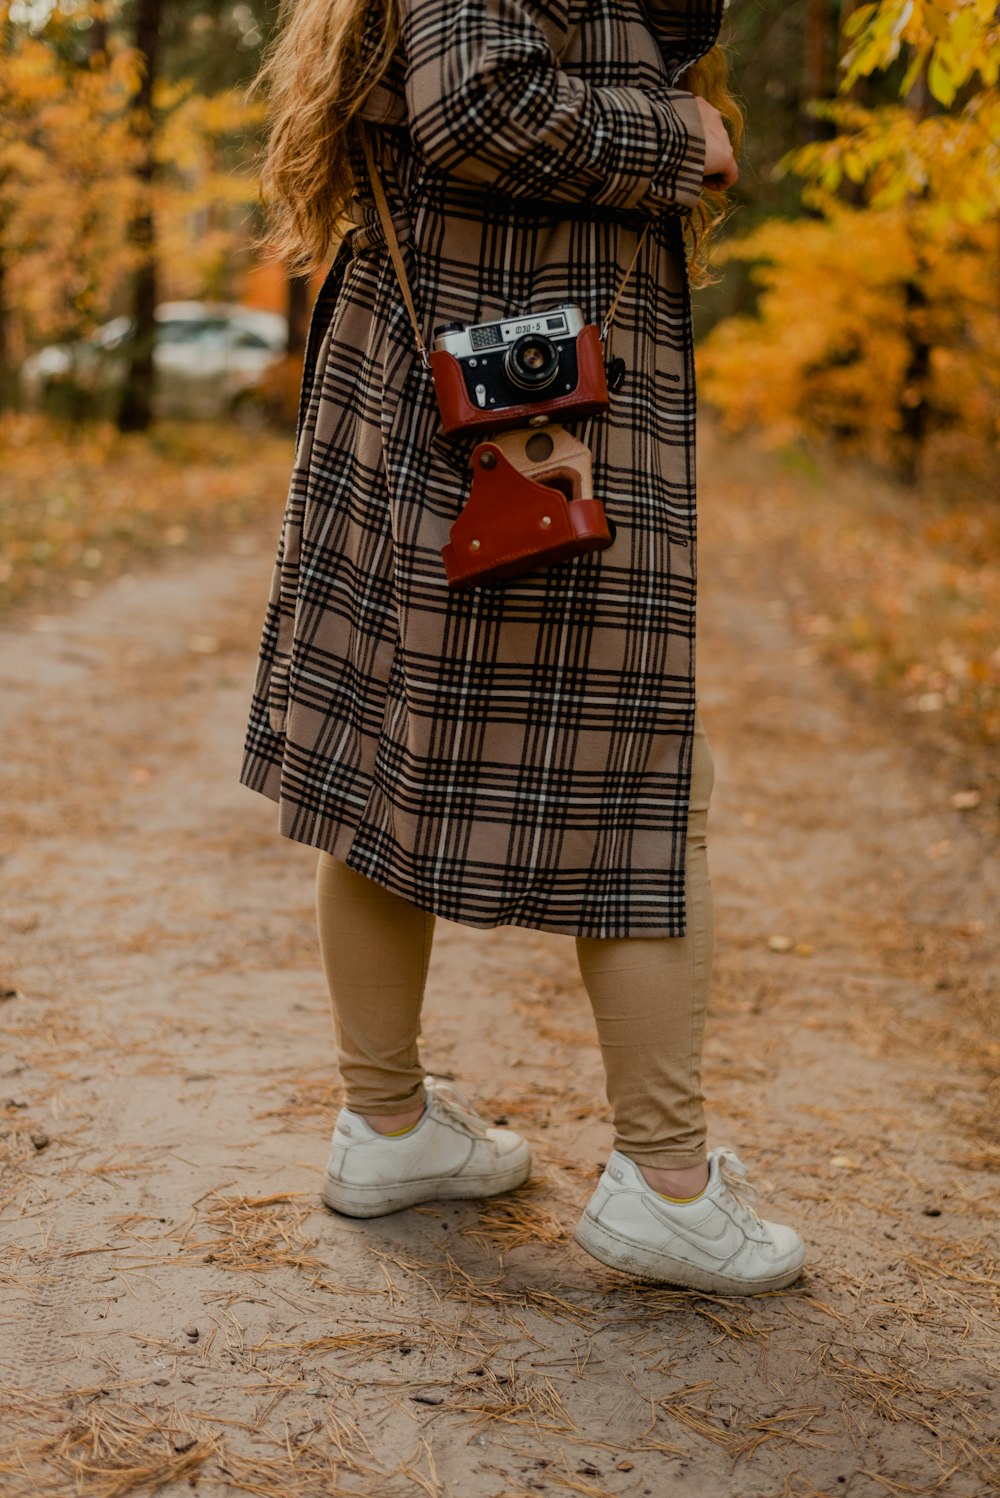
[239,765,689,940]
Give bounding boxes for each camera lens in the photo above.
[504,333,560,393]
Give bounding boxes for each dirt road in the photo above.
[1,428,997,1497]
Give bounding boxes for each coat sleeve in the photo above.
[399,0,706,214]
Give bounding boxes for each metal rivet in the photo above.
[470,539,481,551]
[540,515,552,527]
[479,450,497,469]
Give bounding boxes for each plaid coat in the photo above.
[241,0,724,938]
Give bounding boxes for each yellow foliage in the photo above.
[790,94,1000,223]
[0,22,262,352]
[842,0,999,100]
[706,0,999,475]
[0,36,138,344]
[700,207,998,472]
[793,3,1000,228]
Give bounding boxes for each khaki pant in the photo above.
[316,714,714,1170]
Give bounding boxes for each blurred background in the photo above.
[0,0,997,800]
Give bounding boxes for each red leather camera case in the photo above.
[441,440,613,590]
[430,324,610,438]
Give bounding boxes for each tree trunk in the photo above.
[88,1,109,64]
[896,65,933,485]
[117,0,162,434]
[897,273,931,485]
[0,247,13,412]
[802,0,838,142]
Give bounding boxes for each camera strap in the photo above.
[359,125,651,362]
[360,126,431,368]
[599,223,652,343]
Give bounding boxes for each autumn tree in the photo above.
[0,8,140,395]
[701,0,999,485]
[0,0,266,416]
[802,0,839,142]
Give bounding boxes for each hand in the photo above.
[694,96,739,190]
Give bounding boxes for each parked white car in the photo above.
[19,302,289,420]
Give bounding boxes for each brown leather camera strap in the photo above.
[359,125,430,367]
[599,222,651,342]
[359,124,652,359]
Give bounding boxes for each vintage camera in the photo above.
[429,304,610,438]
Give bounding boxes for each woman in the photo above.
[241,0,805,1295]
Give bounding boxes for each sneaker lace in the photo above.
[426,1077,491,1139]
[716,1149,763,1227]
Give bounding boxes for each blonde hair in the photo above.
[680,45,745,286]
[256,0,399,270]
[256,1,742,277]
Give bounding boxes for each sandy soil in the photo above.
[1,427,997,1498]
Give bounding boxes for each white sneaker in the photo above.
[574,1148,805,1295]
[321,1076,532,1218]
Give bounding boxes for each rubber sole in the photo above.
[573,1213,805,1296]
[322,1152,532,1219]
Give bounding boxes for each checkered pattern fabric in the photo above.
[241,0,724,937]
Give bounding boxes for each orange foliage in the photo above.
[699,207,998,477]
[0,33,140,350]
[702,0,999,479]
[0,13,263,356]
